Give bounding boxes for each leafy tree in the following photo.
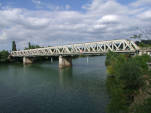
[118,59,143,94]
[130,34,142,39]
[0,50,9,63]
[133,55,151,73]
[24,42,41,50]
[106,52,151,113]
[28,42,31,49]
[131,27,151,40]
[12,41,17,51]
[106,77,129,113]
[105,51,119,66]
[135,40,151,47]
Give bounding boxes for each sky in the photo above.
[0,0,151,50]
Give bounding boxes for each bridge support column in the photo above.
[59,56,72,68]
[23,57,33,64]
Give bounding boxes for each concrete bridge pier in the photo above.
[59,56,72,68]
[23,57,33,64]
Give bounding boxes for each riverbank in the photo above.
[0,50,59,64]
[105,51,151,113]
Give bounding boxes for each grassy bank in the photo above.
[105,51,151,113]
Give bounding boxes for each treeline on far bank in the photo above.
[0,41,53,64]
[105,51,151,113]
[136,40,151,48]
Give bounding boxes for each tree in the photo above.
[28,42,31,49]
[130,27,151,41]
[0,50,9,63]
[130,34,142,40]
[24,42,41,50]
[12,41,17,51]
[106,51,151,113]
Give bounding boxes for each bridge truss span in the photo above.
[11,39,139,57]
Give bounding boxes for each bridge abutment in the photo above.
[59,56,72,68]
[23,57,33,64]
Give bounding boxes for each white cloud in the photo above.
[32,0,70,11]
[0,0,151,50]
[0,31,7,40]
[83,0,129,15]
[32,0,41,5]
[138,10,151,20]
[32,0,59,10]
[98,15,119,23]
[131,0,151,7]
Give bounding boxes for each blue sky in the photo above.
[0,0,151,50]
[0,0,137,11]
[0,0,90,11]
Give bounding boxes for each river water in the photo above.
[0,56,109,113]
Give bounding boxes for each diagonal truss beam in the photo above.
[10,39,140,57]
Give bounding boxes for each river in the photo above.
[0,56,109,113]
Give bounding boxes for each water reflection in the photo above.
[58,67,73,88]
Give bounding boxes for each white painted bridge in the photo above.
[10,39,140,68]
[11,39,139,57]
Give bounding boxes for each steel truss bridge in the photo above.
[10,39,139,57]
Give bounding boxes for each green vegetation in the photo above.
[106,51,151,113]
[0,41,18,63]
[0,41,17,63]
[0,50,10,63]
[130,34,151,47]
[12,41,17,51]
[135,40,151,48]
[24,42,41,50]
[133,97,151,113]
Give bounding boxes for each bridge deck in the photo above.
[10,39,139,57]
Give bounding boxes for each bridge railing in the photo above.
[10,39,139,57]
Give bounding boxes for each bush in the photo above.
[118,59,144,94]
[133,98,151,113]
[106,77,129,113]
[133,55,151,74]
[106,52,151,113]
[0,50,10,63]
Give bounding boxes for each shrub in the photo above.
[0,50,10,63]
